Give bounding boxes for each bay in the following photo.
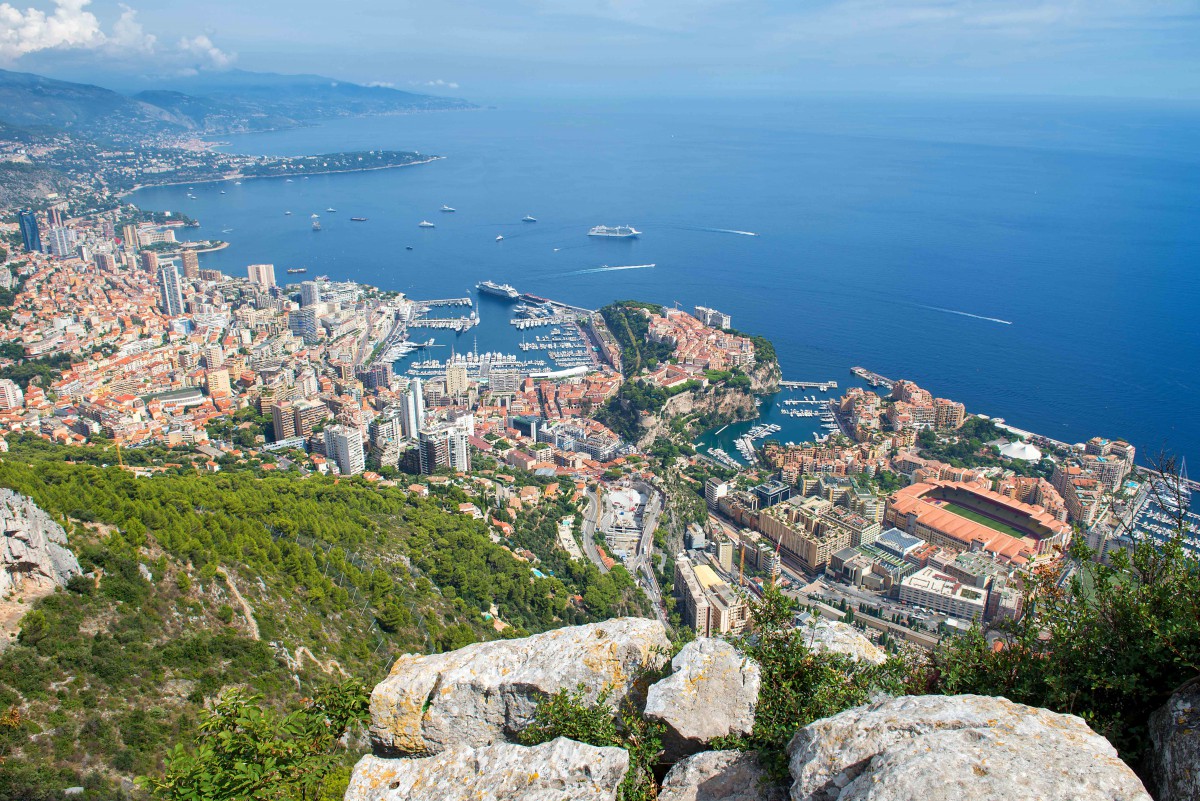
[131,96,1200,465]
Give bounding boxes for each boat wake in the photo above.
[919,305,1012,325]
[702,227,759,236]
[566,263,657,276]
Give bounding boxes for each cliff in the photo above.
[1,489,80,646]
[637,384,759,450]
[346,619,1153,801]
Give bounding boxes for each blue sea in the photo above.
[131,96,1200,466]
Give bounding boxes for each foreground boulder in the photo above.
[787,694,1151,801]
[369,617,669,755]
[796,614,886,665]
[1149,677,1200,801]
[344,737,629,801]
[1,488,81,596]
[659,750,785,801]
[645,638,760,759]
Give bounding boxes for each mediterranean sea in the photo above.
[130,96,1200,466]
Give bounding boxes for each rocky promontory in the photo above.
[346,618,1155,801]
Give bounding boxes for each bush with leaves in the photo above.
[930,528,1200,768]
[714,586,914,778]
[518,683,664,801]
[138,679,368,801]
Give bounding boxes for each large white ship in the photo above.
[477,280,520,300]
[588,224,641,238]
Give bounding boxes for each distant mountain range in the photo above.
[0,68,473,142]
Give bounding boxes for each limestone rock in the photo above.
[1149,677,1200,801]
[1,489,80,596]
[645,638,759,759]
[369,617,669,756]
[796,614,885,665]
[787,694,1151,801]
[659,750,785,801]
[344,737,629,801]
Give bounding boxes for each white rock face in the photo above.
[369,617,669,756]
[0,489,80,596]
[659,750,785,801]
[645,639,760,758]
[787,694,1152,801]
[344,737,629,801]
[796,615,886,665]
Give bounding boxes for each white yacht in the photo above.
[419,220,436,228]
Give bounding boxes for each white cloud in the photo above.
[178,33,234,69]
[366,80,396,88]
[108,3,153,53]
[412,78,460,89]
[0,0,104,60]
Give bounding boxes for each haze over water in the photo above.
[132,97,1200,466]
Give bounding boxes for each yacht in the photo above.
[418,220,436,228]
[441,205,456,212]
[220,190,226,195]
[588,225,641,238]
[326,207,338,213]
[286,268,307,274]
[351,217,368,222]
[312,219,322,231]
[284,211,292,216]
[522,215,537,223]
[495,235,504,241]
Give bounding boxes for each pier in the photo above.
[780,379,838,391]
[850,366,895,390]
[419,297,472,308]
[511,316,577,330]
[408,316,479,332]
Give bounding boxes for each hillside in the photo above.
[0,68,473,142]
[0,439,641,800]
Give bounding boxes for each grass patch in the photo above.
[938,501,1029,539]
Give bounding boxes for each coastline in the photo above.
[118,156,445,200]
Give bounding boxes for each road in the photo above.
[580,488,609,574]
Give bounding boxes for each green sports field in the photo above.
[939,501,1029,539]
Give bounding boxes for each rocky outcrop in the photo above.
[796,615,886,665]
[1,489,80,596]
[1149,677,1200,801]
[638,387,757,450]
[659,750,785,801]
[369,617,669,756]
[787,694,1152,801]
[344,737,629,801]
[645,639,760,759]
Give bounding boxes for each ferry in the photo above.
[588,225,640,238]
[441,205,456,212]
[418,220,436,228]
[523,215,537,223]
[286,268,307,274]
[477,280,520,300]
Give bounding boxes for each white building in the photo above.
[0,379,24,410]
[705,478,730,510]
[247,263,277,288]
[899,566,987,621]
[324,424,366,476]
[157,263,185,317]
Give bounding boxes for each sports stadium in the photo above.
[884,480,1072,564]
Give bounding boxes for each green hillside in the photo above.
[0,439,635,800]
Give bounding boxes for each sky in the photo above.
[2,0,1199,101]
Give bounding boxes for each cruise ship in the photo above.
[477,280,520,300]
[588,225,641,238]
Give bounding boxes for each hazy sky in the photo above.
[3,0,1199,100]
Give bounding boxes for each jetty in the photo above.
[419,297,472,308]
[850,366,894,390]
[780,379,838,391]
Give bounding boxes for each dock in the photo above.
[408,316,479,332]
[780,379,838,391]
[419,297,472,308]
[850,366,894,390]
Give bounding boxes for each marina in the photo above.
[780,379,839,391]
[850,366,896,390]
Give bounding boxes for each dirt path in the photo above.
[294,646,348,677]
[223,572,260,641]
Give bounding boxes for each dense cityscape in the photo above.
[2,195,1195,651]
[1,7,1198,798]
